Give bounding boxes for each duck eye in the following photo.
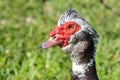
[68,25,74,29]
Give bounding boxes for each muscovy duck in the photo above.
[41,9,99,80]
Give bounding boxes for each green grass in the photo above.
[0,0,120,80]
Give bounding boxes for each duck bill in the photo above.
[40,38,63,48]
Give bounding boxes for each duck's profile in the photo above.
[41,9,99,80]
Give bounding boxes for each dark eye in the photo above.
[68,25,74,29]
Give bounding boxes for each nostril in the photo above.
[53,36,56,39]
[53,35,57,39]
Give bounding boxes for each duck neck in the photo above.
[71,59,98,80]
[70,41,99,80]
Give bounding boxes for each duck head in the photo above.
[41,9,98,53]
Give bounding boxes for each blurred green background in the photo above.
[0,0,120,80]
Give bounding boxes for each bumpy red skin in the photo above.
[49,21,80,47]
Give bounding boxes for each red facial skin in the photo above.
[49,21,80,47]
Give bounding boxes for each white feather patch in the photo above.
[72,62,85,73]
[72,59,94,77]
